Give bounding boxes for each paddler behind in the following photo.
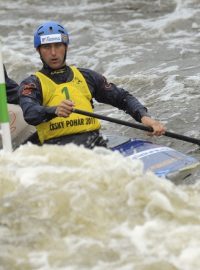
[19,21,166,148]
[4,64,19,104]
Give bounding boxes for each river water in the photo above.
[1,0,200,269]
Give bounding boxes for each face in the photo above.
[38,43,67,69]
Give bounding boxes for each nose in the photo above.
[50,44,57,55]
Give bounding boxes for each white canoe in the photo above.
[0,104,35,149]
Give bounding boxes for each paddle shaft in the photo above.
[73,108,200,146]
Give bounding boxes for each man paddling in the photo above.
[4,65,19,104]
[19,21,165,148]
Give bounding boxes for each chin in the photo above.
[50,63,63,69]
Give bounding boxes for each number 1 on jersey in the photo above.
[62,87,70,99]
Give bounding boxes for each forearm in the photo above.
[102,91,150,122]
[21,100,57,125]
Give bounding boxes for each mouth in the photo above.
[51,58,59,63]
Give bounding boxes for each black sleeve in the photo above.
[19,75,57,126]
[4,65,19,104]
[79,68,150,122]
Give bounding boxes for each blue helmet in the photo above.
[34,21,69,49]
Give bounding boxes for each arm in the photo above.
[4,65,19,104]
[19,75,57,125]
[79,68,149,122]
[79,68,166,136]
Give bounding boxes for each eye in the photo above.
[41,44,51,49]
[55,43,63,48]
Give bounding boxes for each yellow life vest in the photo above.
[35,66,101,143]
